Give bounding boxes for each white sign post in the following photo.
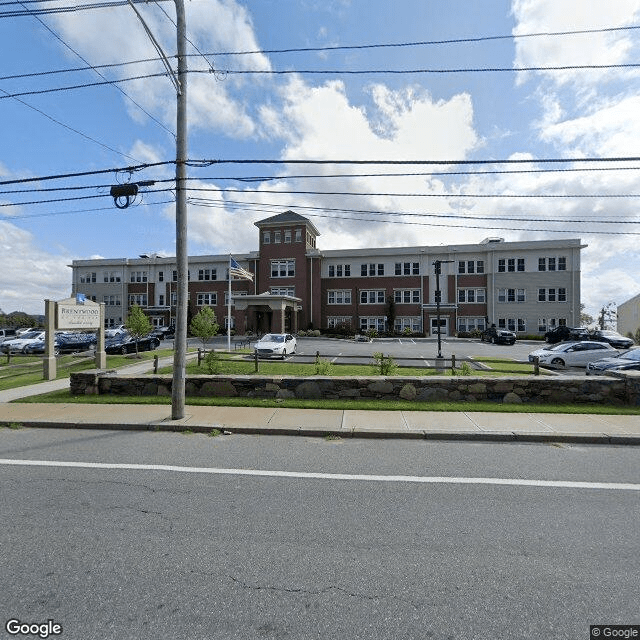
[44,295,106,380]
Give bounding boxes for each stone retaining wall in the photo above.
[70,371,640,406]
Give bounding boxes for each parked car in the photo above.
[254,333,297,359]
[529,341,617,368]
[150,325,175,340]
[544,326,589,344]
[588,330,634,349]
[104,327,126,339]
[481,326,516,345]
[0,328,17,344]
[585,347,640,376]
[0,330,45,353]
[57,332,97,353]
[22,338,60,356]
[105,331,160,354]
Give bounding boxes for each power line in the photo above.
[0,0,170,18]
[186,197,640,236]
[3,61,640,101]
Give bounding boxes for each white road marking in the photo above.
[0,458,639,491]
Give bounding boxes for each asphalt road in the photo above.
[1,428,638,640]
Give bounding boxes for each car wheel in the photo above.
[551,357,565,367]
[120,345,128,355]
[491,337,496,344]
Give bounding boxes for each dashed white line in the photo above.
[0,459,638,491]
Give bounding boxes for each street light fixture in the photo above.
[432,259,453,360]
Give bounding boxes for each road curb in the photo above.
[3,419,640,445]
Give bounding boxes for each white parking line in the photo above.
[0,459,638,491]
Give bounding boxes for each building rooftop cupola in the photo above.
[255,210,320,250]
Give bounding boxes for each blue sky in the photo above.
[1,0,640,321]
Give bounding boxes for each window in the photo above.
[360,290,385,304]
[538,258,546,271]
[538,318,547,332]
[129,271,148,283]
[458,288,486,303]
[328,290,352,304]
[517,318,526,332]
[477,260,484,274]
[158,295,165,306]
[128,294,148,306]
[158,271,164,282]
[271,259,295,278]
[394,290,421,304]
[394,317,422,333]
[274,230,281,244]
[457,317,486,333]
[467,260,475,274]
[263,231,271,244]
[548,257,556,271]
[197,293,217,306]
[507,258,515,272]
[360,317,386,332]
[103,295,121,306]
[172,270,178,282]
[517,258,525,272]
[538,288,567,302]
[498,288,522,303]
[460,260,483,274]
[327,316,351,329]
[284,229,292,243]
[198,268,216,281]
[103,271,121,283]
[80,272,96,283]
[295,229,302,243]
[558,256,567,271]
[497,259,505,273]
[395,262,419,275]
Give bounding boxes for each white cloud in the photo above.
[0,222,71,315]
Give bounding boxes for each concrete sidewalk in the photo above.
[1,357,638,444]
[1,400,639,445]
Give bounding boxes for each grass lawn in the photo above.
[0,349,176,391]
[174,354,538,377]
[14,388,640,415]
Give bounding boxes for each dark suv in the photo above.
[544,326,589,344]
[481,326,516,345]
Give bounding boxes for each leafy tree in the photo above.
[579,304,594,327]
[190,306,219,351]
[597,302,617,330]
[125,304,152,357]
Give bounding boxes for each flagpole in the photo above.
[227,254,232,352]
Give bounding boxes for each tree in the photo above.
[579,304,594,327]
[597,302,617,330]
[190,306,219,351]
[125,304,152,357]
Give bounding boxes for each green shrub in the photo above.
[366,328,379,339]
[371,352,397,375]
[314,357,333,375]
[204,350,222,374]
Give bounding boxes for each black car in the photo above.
[589,330,634,350]
[57,332,97,353]
[544,326,589,344]
[105,332,160,354]
[585,347,640,375]
[150,325,175,340]
[481,326,516,345]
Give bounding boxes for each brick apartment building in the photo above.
[70,210,585,337]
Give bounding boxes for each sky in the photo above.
[1,0,640,322]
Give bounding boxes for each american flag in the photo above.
[229,256,254,281]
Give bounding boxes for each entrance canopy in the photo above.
[233,292,302,333]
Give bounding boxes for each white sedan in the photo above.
[254,333,297,359]
[0,330,46,353]
[528,340,618,368]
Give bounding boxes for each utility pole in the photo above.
[171,0,188,419]
[432,260,453,361]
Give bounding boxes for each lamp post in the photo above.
[171,0,188,420]
[432,259,453,361]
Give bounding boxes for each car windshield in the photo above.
[20,331,41,339]
[263,334,284,343]
[549,342,574,351]
[620,349,640,361]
